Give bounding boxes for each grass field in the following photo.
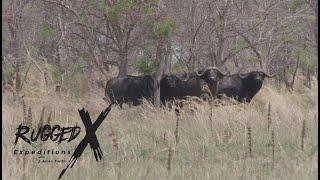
[2,72,318,180]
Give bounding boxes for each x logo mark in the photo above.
[59,104,112,179]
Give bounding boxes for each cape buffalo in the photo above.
[105,75,154,107]
[160,67,226,104]
[176,73,212,99]
[216,71,275,103]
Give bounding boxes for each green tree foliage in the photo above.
[153,18,175,39]
[141,2,157,15]
[79,52,89,62]
[39,22,55,39]
[143,13,175,40]
[136,58,157,75]
[105,1,130,21]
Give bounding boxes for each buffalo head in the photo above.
[196,67,225,82]
[195,67,226,96]
[238,71,275,82]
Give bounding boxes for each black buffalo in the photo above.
[160,67,226,104]
[176,73,212,99]
[216,71,275,103]
[105,75,154,107]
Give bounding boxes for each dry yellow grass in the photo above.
[2,67,318,180]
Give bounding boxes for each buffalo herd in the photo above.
[105,67,275,107]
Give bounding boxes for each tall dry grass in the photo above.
[2,66,318,180]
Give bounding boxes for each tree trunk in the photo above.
[216,29,226,68]
[306,69,312,89]
[118,51,128,77]
[289,54,300,90]
[283,68,291,89]
[283,43,292,90]
[2,60,6,88]
[15,63,22,92]
[314,1,318,49]
[163,41,172,75]
[7,24,23,92]
[215,0,230,67]
[314,20,318,50]
[190,0,196,71]
[153,80,161,106]
[153,38,167,107]
[57,7,67,74]
[233,38,239,68]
